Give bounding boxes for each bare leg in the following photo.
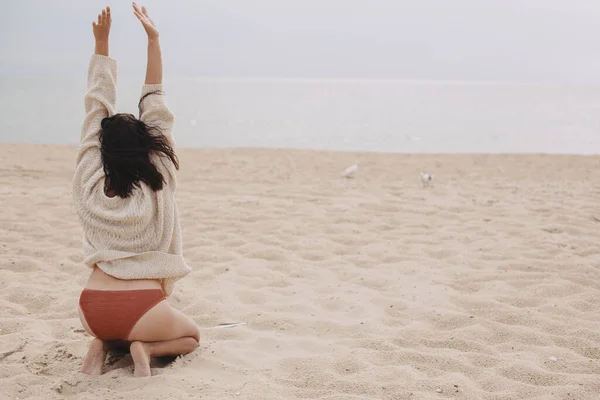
[130,337,198,377]
[128,300,201,343]
[81,338,108,375]
[127,299,200,377]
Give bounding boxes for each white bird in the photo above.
[420,172,434,187]
[343,161,359,178]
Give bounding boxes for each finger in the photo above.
[142,6,149,17]
[98,13,102,24]
[135,13,148,26]
[92,21,97,28]
[107,6,112,23]
[133,2,142,13]
[133,10,144,21]
[101,9,106,25]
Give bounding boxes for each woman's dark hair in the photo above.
[99,91,179,198]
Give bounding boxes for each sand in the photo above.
[1,143,599,400]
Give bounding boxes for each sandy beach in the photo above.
[1,142,599,400]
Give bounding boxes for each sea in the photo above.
[2,76,600,154]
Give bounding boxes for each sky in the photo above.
[3,0,600,83]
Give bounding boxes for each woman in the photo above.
[74,3,200,377]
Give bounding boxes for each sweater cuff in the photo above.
[90,54,117,68]
[142,84,165,96]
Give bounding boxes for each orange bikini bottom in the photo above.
[79,289,166,341]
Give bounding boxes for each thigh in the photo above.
[127,300,200,342]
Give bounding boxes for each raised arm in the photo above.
[74,6,117,203]
[79,6,117,155]
[133,2,162,85]
[133,3,174,140]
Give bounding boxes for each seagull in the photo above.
[343,161,359,178]
[420,172,433,187]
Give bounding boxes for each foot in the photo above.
[130,341,152,377]
[81,338,107,375]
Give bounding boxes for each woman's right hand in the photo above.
[133,2,159,40]
[93,6,111,56]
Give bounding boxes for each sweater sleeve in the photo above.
[139,84,175,143]
[79,54,117,152]
[73,55,117,203]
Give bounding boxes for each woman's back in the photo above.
[72,54,191,295]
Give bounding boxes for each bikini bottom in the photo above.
[79,289,166,341]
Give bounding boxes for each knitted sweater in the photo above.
[73,54,191,295]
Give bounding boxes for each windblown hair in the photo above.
[99,91,179,198]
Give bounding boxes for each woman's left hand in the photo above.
[133,3,159,40]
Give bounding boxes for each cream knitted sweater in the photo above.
[73,54,191,295]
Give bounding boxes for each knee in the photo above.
[183,323,200,345]
[186,321,200,343]
[192,326,200,343]
[182,336,199,354]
